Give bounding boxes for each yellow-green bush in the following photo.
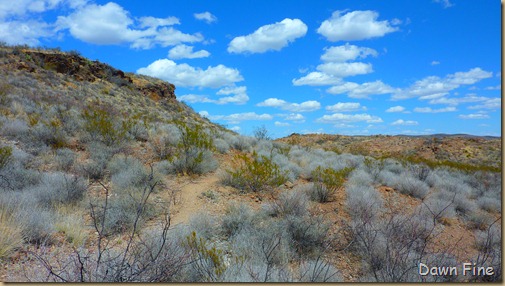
[224,151,288,193]
[309,166,353,202]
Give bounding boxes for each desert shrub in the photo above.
[90,190,155,236]
[221,203,256,238]
[348,168,374,187]
[392,175,429,199]
[309,166,353,202]
[298,259,342,282]
[81,105,131,146]
[55,148,76,171]
[54,206,87,246]
[382,158,404,174]
[0,160,41,191]
[405,163,431,182]
[472,222,501,282]
[149,123,181,160]
[153,160,174,175]
[0,208,24,260]
[253,125,271,140]
[31,118,69,149]
[452,194,478,217]
[346,184,383,221]
[283,214,330,256]
[34,172,87,207]
[183,231,227,282]
[476,196,501,213]
[363,157,385,183]
[223,151,287,193]
[108,155,151,190]
[423,195,457,221]
[170,121,217,175]
[467,211,494,230]
[229,135,255,152]
[0,118,30,139]
[189,212,220,241]
[171,148,218,175]
[213,138,230,154]
[79,142,116,180]
[128,119,149,141]
[0,145,12,169]
[9,197,56,244]
[264,190,309,218]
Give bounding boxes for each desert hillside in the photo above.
[0,46,501,283]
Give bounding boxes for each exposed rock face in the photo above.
[15,50,176,100]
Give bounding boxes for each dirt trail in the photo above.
[170,172,222,226]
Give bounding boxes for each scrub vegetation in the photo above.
[0,45,501,283]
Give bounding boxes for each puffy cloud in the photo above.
[137,59,243,88]
[386,106,406,112]
[426,94,488,106]
[215,86,249,104]
[194,11,217,23]
[431,60,440,66]
[275,121,290,127]
[413,106,457,113]
[392,68,493,100]
[257,98,320,112]
[0,19,52,45]
[459,113,490,119]
[316,62,373,77]
[55,2,202,49]
[139,16,179,28]
[391,119,418,126]
[292,72,342,86]
[316,113,383,123]
[321,44,377,62]
[325,102,365,112]
[0,0,64,19]
[327,80,395,99]
[228,18,307,54]
[202,112,273,124]
[317,10,399,41]
[279,113,305,122]
[178,91,249,105]
[468,97,501,110]
[168,44,210,59]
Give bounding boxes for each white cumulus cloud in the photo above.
[194,11,217,23]
[458,113,490,119]
[292,72,342,86]
[317,10,399,41]
[386,106,406,112]
[468,97,501,110]
[321,44,377,62]
[413,106,457,113]
[168,44,210,59]
[257,98,321,112]
[275,121,290,127]
[228,18,307,54]
[392,68,493,100]
[326,102,365,112]
[327,80,395,99]
[391,119,418,126]
[316,62,373,77]
[137,59,243,88]
[316,113,383,123]
[55,2,203,49]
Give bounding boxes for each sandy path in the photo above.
[170,172,222,226]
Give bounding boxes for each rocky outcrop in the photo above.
[14,49,176,100]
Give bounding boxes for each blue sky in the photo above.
[0,0,501,138]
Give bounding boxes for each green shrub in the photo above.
[309,166,353,202]
[224,151,288,193]
[0,145,12,169]
[82,105,132,146]
[171,120,217,175]
[184,231,227,282]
